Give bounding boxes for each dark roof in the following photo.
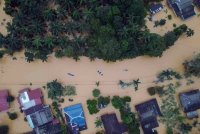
[64,104,87,133]
[0,90,9,112]
[34,122,63,134]
[135,99,161,134]
[167,0,195,20]
[149,3,163,14]
[194,0,200,8]
[180,5,196,19]
[179,89,200,113]
[26,105,53,128]
[101,113,127,134]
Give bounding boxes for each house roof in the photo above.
[179,89,200,113]
[25,105,53,128]
[33,121,63,134]
[135,99,161,134]
[194,0,200,8]
[64,103,87,133]
[0,90,9,112]
[149,3,163,14]
[175,0,193,9]
[18,88,43,110]
[167,0,195,20]
[180,5,196,20]
[101,113,127,134]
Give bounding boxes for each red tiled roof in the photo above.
[19,88,30,93]
[28,88,43,100]
[18,88,43,109]
[0,90,9,112]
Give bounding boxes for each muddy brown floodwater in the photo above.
[1,1,200,134]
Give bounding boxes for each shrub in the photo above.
[96,81,100,87]
[87,99,99,114]
[159,19,166,26]
[173,24,188,37]
[47,79,64,100]
[97,96,110,107]
[96,130,105,134]
[58,98,65,103]
[183,54,200,77]
[64,85,76,96]
[186,28,194,37]
[7,95,15,102]
[7,112,18,120]
[164,31,178,48]
[92,89,101,97]
[154,21,160,27]
[24,117,27,122]
[111,96,124,109]
[179,123,192,133]
[147,86,164,96]
[0,50,5,58]
[123,96,131,102]
[168,15,172,20]
[166,127,173,134]
[0,125,9,134]
[147,87,156,96]
[95,117,103,128]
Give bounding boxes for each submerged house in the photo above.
[64,103,87,134]
[0,90,9,112]
[149,3,164,14]
[179,89,200,119]
[167,0,196,20]
[101,113,127,134]
[18,88,43,110]
[33,119,63,134]
[135,99,162,134]
[24,104,53,129]
[17,88,62,134]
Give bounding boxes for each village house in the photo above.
[135,99,162,134]
[101,113,127,134]
[167,0,196,20]
[18,88,43,110]
[64,103,87,134]
[179,89,200,119]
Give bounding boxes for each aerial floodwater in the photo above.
[1,0,200,134]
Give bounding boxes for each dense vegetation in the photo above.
[159,83,193,134]
[87,89,110,114]
[46,79,76,100]
[155,69,182,83]
[183,54,200,77]
[111,96,140,134]
[119,79,141,90]
[0,0,188,62]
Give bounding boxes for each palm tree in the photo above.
[72,10,81,20]
[95,117,102,128]
[43,9,57,21]
[133,79,141,91]
[32,36,42,48]
[44,36,54,49]
[50,22,63,36]
[83,8,93,20]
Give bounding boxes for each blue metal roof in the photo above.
[64,104,87,132]
[149,3,163,14]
